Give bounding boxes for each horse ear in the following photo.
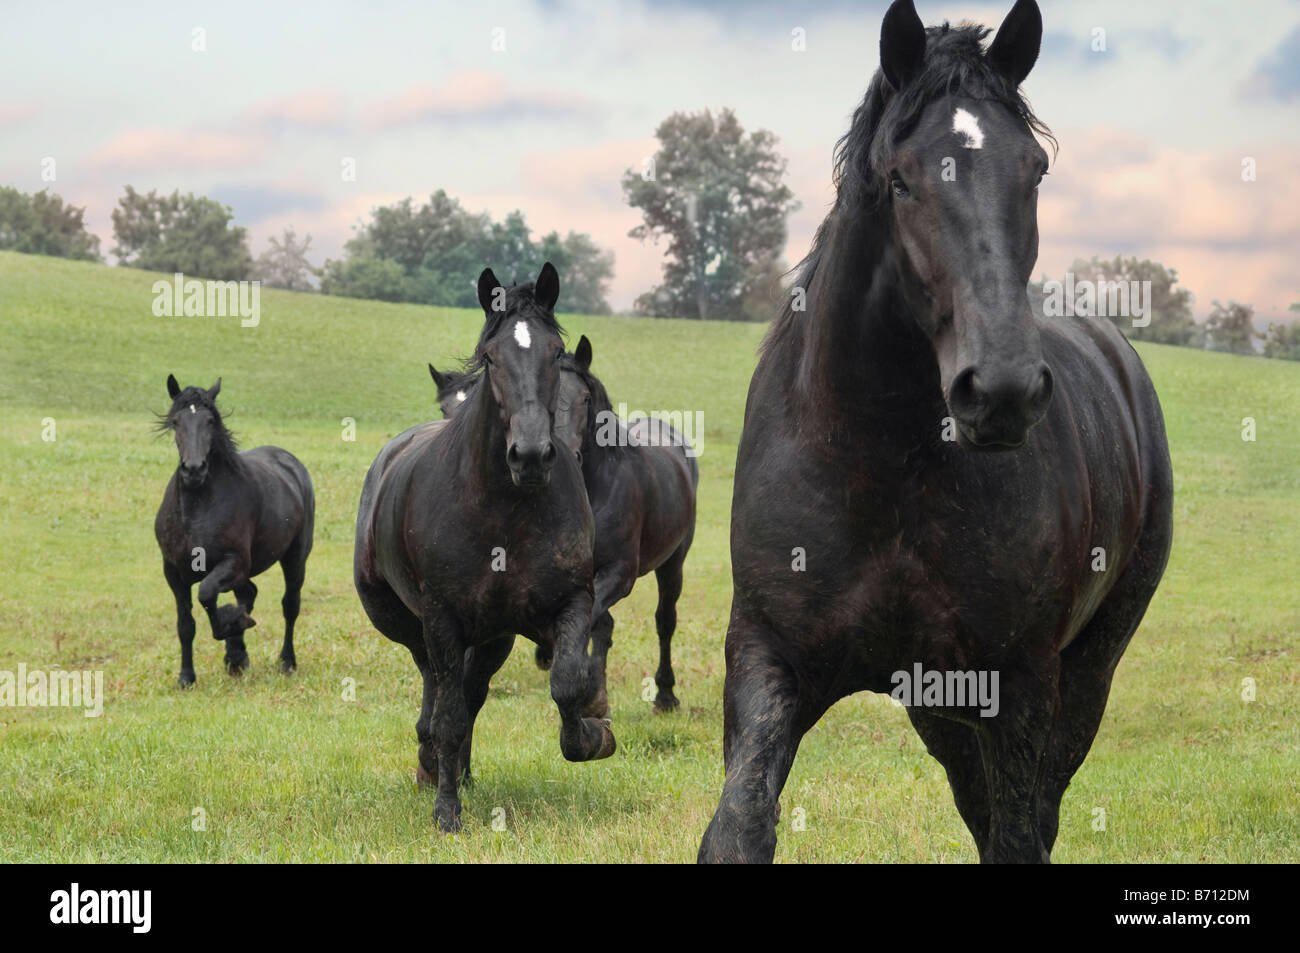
[208,378,221,400]
[880,0,927,91]
[535,262,560,312]
[429,363,448,389]
[478,268,502,313]
[574,335,592,370]
[166,374,180,399]
[987,0,1042,86]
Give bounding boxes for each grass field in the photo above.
[1,249,1297,863]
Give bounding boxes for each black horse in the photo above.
[355,263,613,834]
[154,376,314,685]
[428,363,476,419]
[551,335,699,714]
[699,0,1173,863]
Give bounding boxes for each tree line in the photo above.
[0,103,1297,356]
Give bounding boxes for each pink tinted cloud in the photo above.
[369,70,594,129]
[89,128,265,172]
[0,100,40,126]
[1036,127,1300,319]
[243,89,347,131]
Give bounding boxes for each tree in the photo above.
[111,186,253,281]
[1031,255,1201,346]
[254,226,319,291]
[1261,302,1300,361]
[622,108,799,320]
[536,230,614,315]
[1204,300,1258,355]
[320,190,614,312]
[0,187,101,261]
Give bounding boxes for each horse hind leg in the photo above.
[652,549,686,713]
[458,634,516,787]
[906,708,990,853]
[278,537,308,674]
[1035,575,1160,854]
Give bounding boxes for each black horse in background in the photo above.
[154,376,314,685]
[699,0,1172,863]
[355,263,613,834]
[428,363,476,419]
[551,335,698,715]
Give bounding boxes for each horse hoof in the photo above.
[225,657,249,676]
[653,694,680,714]
[589,717,617,760]
[434,803,462,834]
[534,644,553,671]
[178,673,196,689]
[279,658,297,675]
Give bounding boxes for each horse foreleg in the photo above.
[197,557,250,673]
[422,603,469,833]
[974,657,1059,864]
[549,590,616,762]
[698,608,813,864]
[164,561,197,687]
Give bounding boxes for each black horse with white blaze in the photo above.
[699,0,1173,863]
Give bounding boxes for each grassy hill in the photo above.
[1,249,1296,862]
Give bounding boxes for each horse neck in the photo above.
[459,371,514,491]
[797,209,946,461]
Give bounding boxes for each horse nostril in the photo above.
[1030,364,1054,412]
[947,366,982,417]
[507,444,521,466]
[541,442,556,466]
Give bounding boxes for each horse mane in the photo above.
[155,386,242,468]
[764,21,1055,366]
[559,353,629,459]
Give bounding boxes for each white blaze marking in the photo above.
[455,390,467,403]
[952,108,984,149]
[189,404,196,414]
[513,320,531,349]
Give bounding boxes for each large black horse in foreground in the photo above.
[355,264,613,833]
[154,376,314,685]
[699,0,1173,863]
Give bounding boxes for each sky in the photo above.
[2,0,1297,321]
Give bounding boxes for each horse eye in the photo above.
[1035,168,1048,190]
[890,173,910,199]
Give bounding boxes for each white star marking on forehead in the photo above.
[952,107,984,150]
[189,404,196,414]
[455,390,467,403]
[513,320,531,349]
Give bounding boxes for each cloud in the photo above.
[1035,126,1300,319]
[1241,24,1300,102]
[368,70,598,129]
[88,128,265,172]
[242,89,349,134]
[0,100,40,127]
[209,185,330,224]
